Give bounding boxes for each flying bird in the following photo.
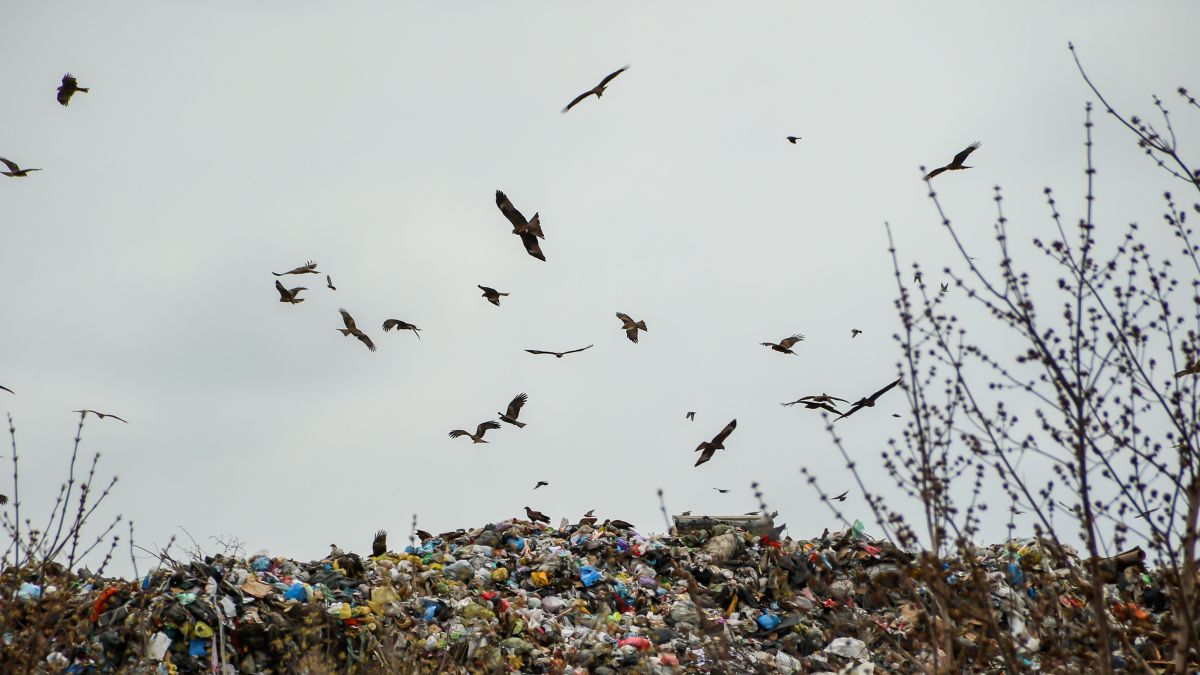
[326,275,336,291]
[561,66,629,113]
[786,136,801,144]
[760,334,805,355]
[1134,507,1159,519]
[524,506,550,524]
[850,329,862,338]
[371,530,387,557]
[923,142,981,180]
[382,319,421,339]
[56,74,89,106]
[686,412,695,421]
[0,494,7,505]
[337,309,376,352]
[274,280,306,304]
[832,490,849,502]
[0,385,12,395]
[615,312,647,343]
[272,260,318,276]
[525,345,593,358]
[74,409,129,423]
[478,285,509,306]
[837,378,902,421]
[449,420,501,444]
[579,509,598,527]
[534,481,549,490]
[781,393,847,415]
[1175,362,1200,378]
[714,488,729,494]
[498,393,529,428]
[0,158,41,177]
[694,419,737,467]
[495,190,546,261]
[939,283,948,294]
[414,529,433,542]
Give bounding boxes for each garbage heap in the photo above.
[0,516,1185,673]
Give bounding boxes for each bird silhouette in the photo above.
[713,488,730,494]
[371,530,387,557]
[616,312,647,343]
[694,419,737,467]
[449,421,501,443]
[498,393,528,428]
[478,285,509,306]
[686,411,695,420]
[337,309,376,352]
[525,345,593,358]
[495,191,546,261]
[0,494,7,505]
[0,158,41,177]
[56,74,89,106]
[524,506,550,524]
[850,329,862,338]
[606,518,634,530]
[274,280,306,304]
[533,481,549,490]
[924,142,981,180]
[326,275,336,291]
[561,66,629,113]
[837,378,902,420]
[272,260,318,276]
[74,409,129,423]
[760,334,805,354]
[0,385,12,395]
[786,136,801,144]
[1175,362,1200,378]
[832,490,849,502]
[781,393,847,415]
[382,319,421,339]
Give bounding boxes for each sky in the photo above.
[2,1,1198,576]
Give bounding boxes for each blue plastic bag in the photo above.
[284,582,307,601]
[188,638,207,657]
[580,566,601,587]
[757,613,781,631]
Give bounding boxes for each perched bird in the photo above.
[837,378,902,420]
[1176,362,1200,378]
[850,329,862,338]
[694,419,737,467]
[414,529,433,542]
[579,509,598,527]
[760,334,805,354]
[0,158,41,177]
[924,142,981,180]
[561,66,629,113]
[56,74,89,106]
[615,312,647,343]
[274,280,306,304]
[524,506,550,524]
[832,490,849,502]
[371,530,387,557]
[525,345,593,358]
[498,393,529,428]
[786,136,801,144]
[714,488,730,494]
[74,409,129,424]
[272,260,318,276]
[382,319,421,339]
[337,309,376,352]
[478,285,509,306]
[326,275,336,291]
[495,190,546,261]
[0,385,12,395]
[448,421,501,443]
[686,411,695,420]
[606,519,634,530]
[534,481,549,490]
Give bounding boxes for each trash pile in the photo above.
[1,514,1187,673]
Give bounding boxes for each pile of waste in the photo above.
[0,513,1185,673]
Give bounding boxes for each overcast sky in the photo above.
[3,2,1198,576]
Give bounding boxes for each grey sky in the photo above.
[3,2,1198,575]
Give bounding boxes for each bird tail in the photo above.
[635,320,647,331]
[337,328,352,336]
[513,421,526,428]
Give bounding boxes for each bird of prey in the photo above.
[0,158,41,177]
[534,481,549,490]
[580,509,598,527]
[694,419,737,467]
[449,421,501,443]
[272,260,318,276]
[0,385,12,395]
[326,275,336,291]
[616,312,647,343]
[274,280,306,304]
[495,190,546,261]
[686,411,695,420]
[786,136,801,144]
[498,393,528,428]
[478,285,509,306]
[761,334,805,355]
[525,506,550,524]
[1176,362,1200,378]
[0,494,7,505]
[337,309,376,352]
[832,490,849,502]
[382,319,421,339]
[561,66,629,113]
[850,329,862,338]
[606,518,634,529]
[714,488,730,494]
[1134,507,1159,519]
[924,142,981,180]
[781,393,847,415]
[74,409,129,423]
[414,529,433,541]
[837,378,902,420]
[525,345,593,358]
[371,530,387,557]
[56,74,89,106]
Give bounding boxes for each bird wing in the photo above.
[923,166,948,181]
[598,66,629,87]
[814,402,842,415]
[478,285,494,295]
[779,334,805,349]
[106,414,130,424]
[615,312,634,326]
[505,393,528,419]
[326,275,335,289]
[712,419,737,445]
[372,530,387,556]
[836,403,866,421]
[780,399,803,406]
[0,158,19,172]
[0,385,12,394]
[562,344,593,355]
[525,349,554,356]
[448,430,469,438]
[694,444,716,467]
[520,232,546,261]
[275,280,291,300]
[951,142,981,167]
[834,490,849,500]
[495,190,527,228]
[866,377,902,403]
[62,74,77,87]
[476,420,501,437]
[355,332,377,352]
[625,328,639,343]
[561,90,594,113]
[382,319,399,331]
[339,308,357,330]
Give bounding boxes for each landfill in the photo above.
[0,513,1188,673]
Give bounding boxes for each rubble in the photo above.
[0,517,1188,673]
